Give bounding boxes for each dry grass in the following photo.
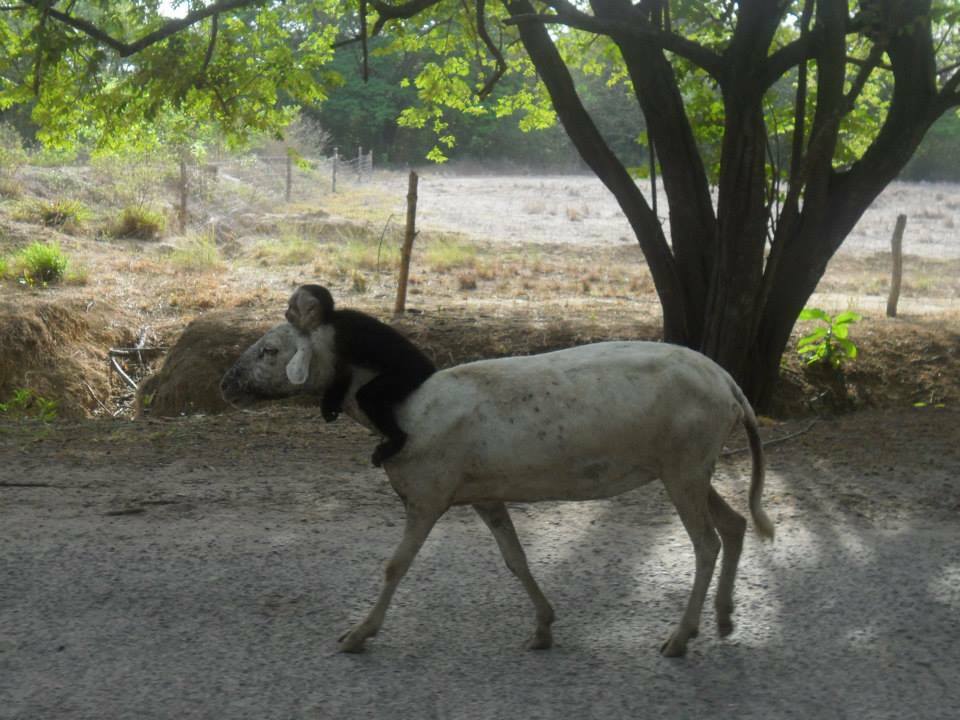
[1,166,959,418]
[168,235,223,272]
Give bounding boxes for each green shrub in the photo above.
[169,235,222,272]
[0,388,58,422]
[0,176,23,199]
[14,198,91,229]
[13,242,70,285]
[0,123,27,177]
[109,205,166,240]
[796,308,862,368]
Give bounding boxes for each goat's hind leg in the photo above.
[709,487,747,637]
[660,470,721,657]
[338,502,445,653]
[474,502,555,650]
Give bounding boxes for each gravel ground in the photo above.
[2,408,959,719]
[410,174,960,259]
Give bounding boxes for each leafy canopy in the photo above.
[0,1,344,153]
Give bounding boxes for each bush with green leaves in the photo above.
[0,122,27,177]
[796,308,862,369]
[10,242,70,286]
[14,198,91,229]
[169,234,222,272]
[109,205,166,240]
[0,388,58,422]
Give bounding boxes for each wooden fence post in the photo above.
[178,153,188,234]
[357,146,363,182]
[331,147,338,193]
[394,170,419,317]
[886,213,907,318]
[285,152,292,202]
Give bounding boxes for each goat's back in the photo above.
[391,342,746,503]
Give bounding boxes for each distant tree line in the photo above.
[302,38,647,171]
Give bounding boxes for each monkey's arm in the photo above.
[321,362,352,422]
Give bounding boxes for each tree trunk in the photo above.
[496,0,948,413]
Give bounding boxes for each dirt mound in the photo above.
[136,310,273,417]
[0,299,131,417]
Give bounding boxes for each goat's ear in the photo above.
[285,335,312,385]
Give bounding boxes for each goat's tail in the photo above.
[732,382,775,541]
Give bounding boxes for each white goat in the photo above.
[221,324,774,656]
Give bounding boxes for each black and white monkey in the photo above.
[286,284,436,467]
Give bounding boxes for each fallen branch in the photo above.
[109,355,138,390]
[721,417,820,457]
[83,381,110,414]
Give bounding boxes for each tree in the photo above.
[3,1,960,408]
[0,1,342,150]
[361,0,960,408]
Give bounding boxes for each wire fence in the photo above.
[164,147,374,231]
[202,146,374,202]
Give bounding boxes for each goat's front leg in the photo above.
[338,502,445,653]
[473,502,555,650]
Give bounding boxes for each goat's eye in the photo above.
[259,346,279,358]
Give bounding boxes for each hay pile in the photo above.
[0,300,130,417]
[136,310,272,417]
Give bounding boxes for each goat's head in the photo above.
[220,323,335,405]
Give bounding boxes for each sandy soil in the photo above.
[2,171,960,718]
[2,407,959,719]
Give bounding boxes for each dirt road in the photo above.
[2,407,958,719]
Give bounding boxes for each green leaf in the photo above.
[832,311,862,326]
[798,327,829,344]
[798,308,831,322]
[834,337,858,359]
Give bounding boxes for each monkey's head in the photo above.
[286,284,335,333]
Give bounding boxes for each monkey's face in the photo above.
[286,287,325,333]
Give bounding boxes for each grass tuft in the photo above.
[108,205,166,240]
[253,234,317,266]
[14,198,91,230]
[423,236,478,271]
[7,242,70,285]
[169,235,222,272]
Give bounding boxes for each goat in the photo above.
[220,324,774,656]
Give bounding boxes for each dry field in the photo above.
[2,167,960,719]
[1,165,958,417]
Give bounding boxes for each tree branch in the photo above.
[941,67,960,104]
[842,43,885,114]
[199,13,220,80]
[763,32,816,89]
[22,0,265,58]
[370,0,445,35]
[475,0,506,99]
[504,6,723,79]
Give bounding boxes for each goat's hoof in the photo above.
[717,618,734,637]
[337,629,369,654]
[525,630,553,651]
[660,632,691,657]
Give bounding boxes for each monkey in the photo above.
[286,284,436,467]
